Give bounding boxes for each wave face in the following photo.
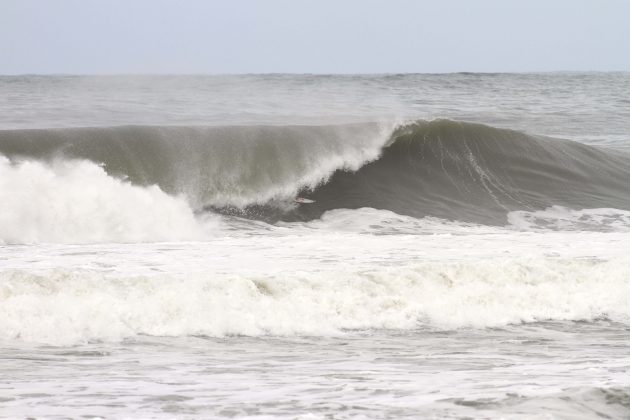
[1,119,629,226]
[297,120,630,224]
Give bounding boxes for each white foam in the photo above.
[0,157,208,244]
[282,207,501,235]
[508,206,630,232]
[287,207,630,236]
[2,257,630,345]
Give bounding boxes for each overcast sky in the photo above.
[1,0,628,74]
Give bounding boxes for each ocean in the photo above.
[1,73,630,419]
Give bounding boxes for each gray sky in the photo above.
[1,0,628,74]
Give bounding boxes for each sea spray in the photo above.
[0,157,204,244]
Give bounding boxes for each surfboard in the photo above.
[294,197,315,204]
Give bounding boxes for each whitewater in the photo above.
[1,73,630,419]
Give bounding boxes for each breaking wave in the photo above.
[295,120,630,224]
[2,257,630,344]
[1,119,630,243]
[0,157,205,244]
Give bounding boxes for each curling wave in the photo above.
[1,119,629,229]
[295,120,630,224]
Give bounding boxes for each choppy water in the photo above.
[3,324,630,419]
[1,73,630,419]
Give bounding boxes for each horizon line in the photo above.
[2,70,630,77]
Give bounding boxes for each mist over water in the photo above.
[2,73,630,419]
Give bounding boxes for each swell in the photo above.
[294,120,630,224]
[1,119,629,225]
